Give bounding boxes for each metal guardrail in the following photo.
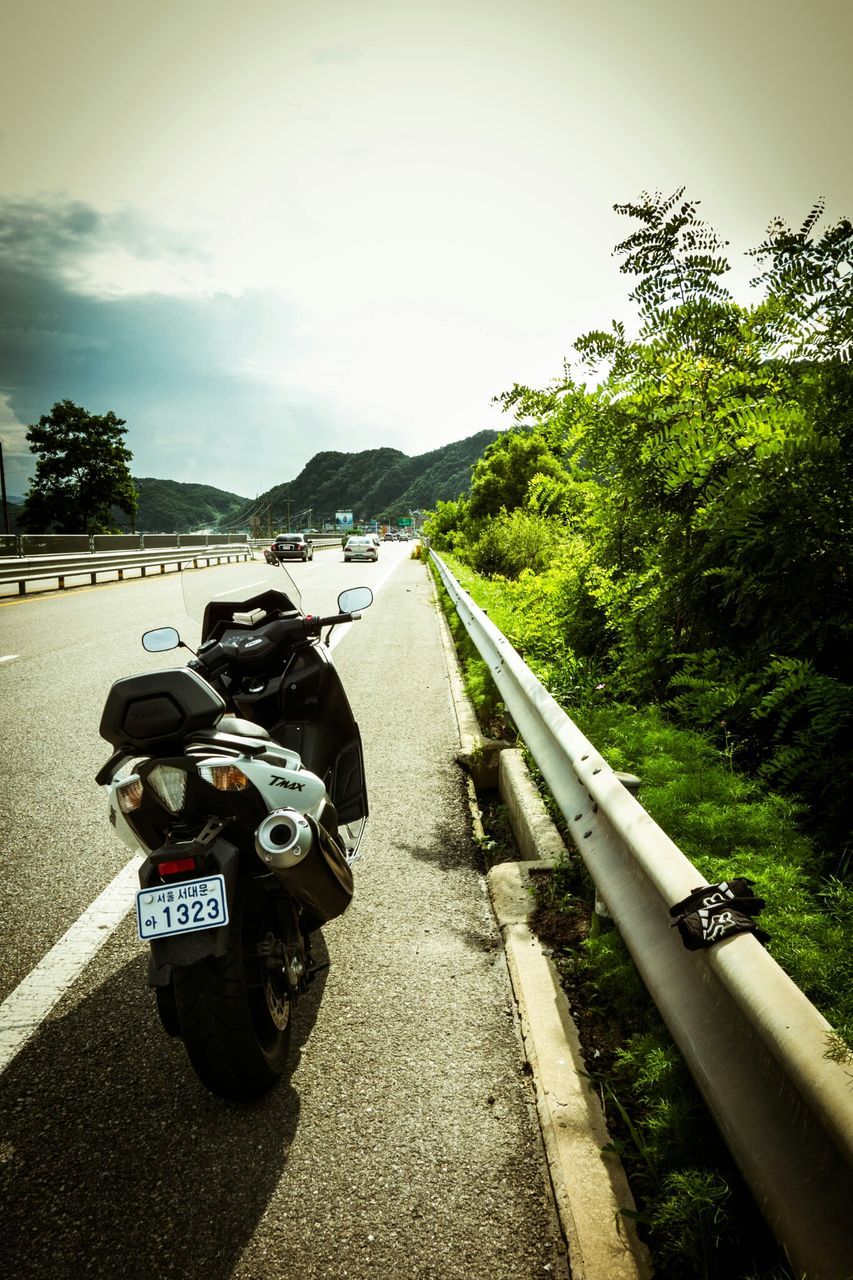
[0,533,249,557]
[430,548,853,1280]
[0,544,252,596]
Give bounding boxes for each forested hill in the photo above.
[122,430,498,531]
[258,429,499,524]
[130,479,250,533]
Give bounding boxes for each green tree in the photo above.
[20,400,138,534]
[436,188,853,859]
[467,427,566,520]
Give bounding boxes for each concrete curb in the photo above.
[488,860,652,1280]
[430,565,651,1280]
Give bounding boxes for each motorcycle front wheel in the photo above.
[173,879,293,1100]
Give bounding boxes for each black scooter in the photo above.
[96,569,372,1100]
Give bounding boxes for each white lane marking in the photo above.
[0,655,18,663]
[0,554,407,1074]
[327,551,406,652]
[0,855,142,1075]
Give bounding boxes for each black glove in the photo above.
[670,880,770,951]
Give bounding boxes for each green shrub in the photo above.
[467,508,558,579]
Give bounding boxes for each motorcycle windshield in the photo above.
[180,558,303,630]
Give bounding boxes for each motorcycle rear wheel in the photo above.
[173,879,293,1100]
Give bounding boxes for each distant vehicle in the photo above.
[368,533,381,547]
[266,533,313,563]
[344,536,378,563]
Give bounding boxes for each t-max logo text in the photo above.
[269,775,305,791]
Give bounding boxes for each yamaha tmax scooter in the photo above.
[96,563,372,1100]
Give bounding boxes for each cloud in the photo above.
[0,196,371,495]
[0,196,213,299]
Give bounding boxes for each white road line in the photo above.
[326,550,407,652]
[0,654,18,663]
[0,855,142,1075]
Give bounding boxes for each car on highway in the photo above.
[266,533,314,563]
[344,535,379,563]
[383,532,396,541]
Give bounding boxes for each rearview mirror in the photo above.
[338,587,373,614]
[142,627,181,653]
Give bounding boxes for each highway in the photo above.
[0,544,567,1279]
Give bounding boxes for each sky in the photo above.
[1,0,851,500]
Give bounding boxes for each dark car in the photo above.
[267,533,313,563]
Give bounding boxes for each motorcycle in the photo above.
[96,562,372,1100]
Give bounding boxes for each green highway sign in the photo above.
[399,517,412,526]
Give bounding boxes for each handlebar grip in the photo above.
[311,610,360,632]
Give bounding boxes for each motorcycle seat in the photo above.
[218,716,271,740]
[186,717,272,749]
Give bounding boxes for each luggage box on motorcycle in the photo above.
[100,668,226,752]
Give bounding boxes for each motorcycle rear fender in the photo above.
[141,836,239,970]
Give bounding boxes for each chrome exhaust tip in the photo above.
[255,808,313,869]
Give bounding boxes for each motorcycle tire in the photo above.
[172,879,293,1100]
[155,981,181,1037]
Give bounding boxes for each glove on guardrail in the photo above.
[669,878,770,951]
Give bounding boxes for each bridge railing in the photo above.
[429,547,853,1280]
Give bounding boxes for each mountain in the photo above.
[21,429,501,534]
[1,498,23,534]
[130,479,251,533]
[257,429,499,526]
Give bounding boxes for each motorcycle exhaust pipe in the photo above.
[255,808,314,869]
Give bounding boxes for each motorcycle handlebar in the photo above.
[308,609,362,633]
[195,608,362,676]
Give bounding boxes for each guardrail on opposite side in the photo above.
[0,533,256,557]
[429,548,853,1280]
[0,544,253,596]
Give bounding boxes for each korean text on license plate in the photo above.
[136,874,229,941]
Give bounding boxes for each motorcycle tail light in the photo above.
[199,764,252,792]
[147,765,188,813]
[116,775,144,813]
[158,857,198,877]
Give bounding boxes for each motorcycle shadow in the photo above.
[0,927,331,1280]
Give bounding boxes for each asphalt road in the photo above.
[0,546,568,1279]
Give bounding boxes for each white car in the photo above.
[344,536,378,562]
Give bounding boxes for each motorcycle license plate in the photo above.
[136,875,229,941]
